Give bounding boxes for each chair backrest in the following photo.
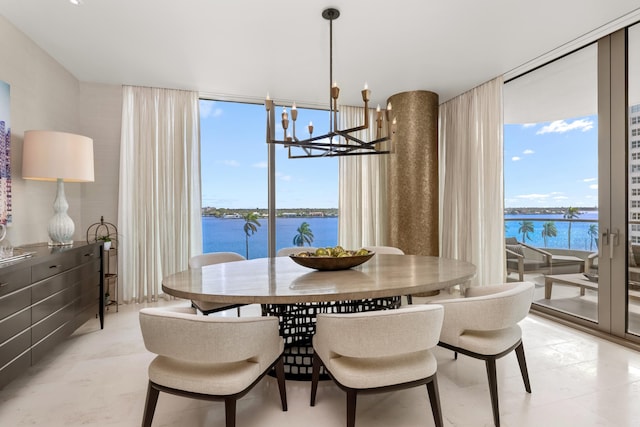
[139,307,281,366]
[188,252,245,268]
[276,247,318,257]
[314,305,443,359]
[440,282,534,333]
[363,245,405,255]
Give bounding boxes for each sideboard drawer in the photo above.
[0,268,31,298]
[0,287,31,322]
[0,307,30,343]
[0,329,30,369]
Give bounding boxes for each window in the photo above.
[199,99,337,259]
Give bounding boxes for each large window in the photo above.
[199,100,338,259]
[504,44,599,322]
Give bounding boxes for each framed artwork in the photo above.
[0,81,11,225]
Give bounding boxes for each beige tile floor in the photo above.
[1,299,640,427]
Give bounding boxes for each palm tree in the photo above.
[588,224,599,251]
[541,221,557,248]
[563,207,581,249]
[293,222,314,247]
[243,212,261,259]
[518,220,534,242]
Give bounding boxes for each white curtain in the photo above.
[118,86,202,303]
[338,105,389,249]
[439,77,505,287]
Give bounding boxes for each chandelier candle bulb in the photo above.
[264,8,394,158]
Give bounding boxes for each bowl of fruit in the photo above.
[289,246,375,271]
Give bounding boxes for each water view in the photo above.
[505,211,599,251]
[202,216,338,259]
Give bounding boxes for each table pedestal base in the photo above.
[262,296,401,380]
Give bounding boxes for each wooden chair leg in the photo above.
[224,398,236,427]
[426,375,444,427]
[310,353,321,406]
[346,389,357,427]
[406,294,413,304]
[515,342,532,393]
[274,357,288,411]
[485,358,500,427]
[141,381,159,427]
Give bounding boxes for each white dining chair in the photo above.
[189,252,246,316]
[310,305,445,427]
[434,281,534,427]
[139,306,287,427]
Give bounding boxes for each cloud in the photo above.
[512,156,521,161]
[200,101,223,119]
[516,193,550,200]
[222,160,239,167]
[522,123,536,128]
[552,195,569,200]
[589,184,598,190]
[276,171,291,181]
[536,118,594,134]
[252,161,268,168]
[523,149,534,155]
[583,177,597,182]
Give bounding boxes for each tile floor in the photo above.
[1,300,640,426]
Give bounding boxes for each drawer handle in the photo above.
[49,264,62,269]
[0,282,7,288]
[84,253,94,257]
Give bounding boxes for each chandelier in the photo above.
[265,8,396,158]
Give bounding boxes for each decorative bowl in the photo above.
[289,252,375,271]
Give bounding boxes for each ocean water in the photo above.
[202,216,338,259]
[505,212,599,251]
[202,212,600,259]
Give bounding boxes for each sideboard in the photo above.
[0,242,103,389]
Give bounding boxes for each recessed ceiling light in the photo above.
[69,0,83,5]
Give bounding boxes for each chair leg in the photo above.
[274,357,288,411]
[454,351,458,360]
[407,294,413,305]
[141,381,159,427]
[236,306,241,316]
[485,358,500,427]
[515,342,532,393]
[224,398,236,427]
[346,389,357,427]
[310,353,321,406]
[426,375,444,427]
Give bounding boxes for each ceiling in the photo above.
[1,0,640,108]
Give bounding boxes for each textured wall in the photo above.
[386,91,439,256]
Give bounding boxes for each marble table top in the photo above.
[162,254,476,305]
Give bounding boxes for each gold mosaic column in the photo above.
[386,90,439,256]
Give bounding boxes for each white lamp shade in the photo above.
[22,130,94,182]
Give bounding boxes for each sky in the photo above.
[504,114,598,208]
[200,100,338,209]
[201,99,599,210]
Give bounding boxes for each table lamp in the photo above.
[22,130,94,246]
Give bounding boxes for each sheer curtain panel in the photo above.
[338,105,389,249]
[118,86,202,303]
[439,77,505,287]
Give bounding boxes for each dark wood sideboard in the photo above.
[0,242,103,389]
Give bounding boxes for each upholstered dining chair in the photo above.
[276,246,319,256]
[139,306,287,427]
[188,252,246,316]
[435,281,534,427]
[310,305,445,427]
[362,246,418,304]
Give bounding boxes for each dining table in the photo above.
[162,254,476,379]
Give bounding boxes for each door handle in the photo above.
[601,228,620,259]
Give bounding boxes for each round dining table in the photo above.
[162,254,476,379]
